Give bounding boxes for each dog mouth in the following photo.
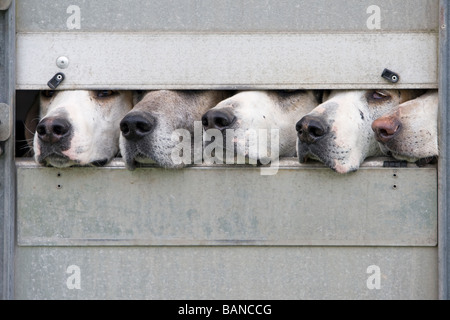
[90,159,110,167]
[38,153,75,168]
[298,144,355,173]
[298,151,311,164]
[38,152,110,168]
[415,156,437,167]
[384,148,438,167]
[124,151,157,170]
[297,143,319,164]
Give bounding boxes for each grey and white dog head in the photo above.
[201,90,321,163]
[30,90,133,167]
[296,89,424,174]
[371,90,438,165]
[119,90,232,170]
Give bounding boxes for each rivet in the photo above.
[56,56,69,69]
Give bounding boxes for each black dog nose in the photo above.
[120,112,156,141]
[36,117,72,144]
[296,115,329,144]
[202,109,236,131]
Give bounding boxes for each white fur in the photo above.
[372,90,438,162]
[33,90,133,167]
[297,89,423,173]
[206,90,319,161]
[119,90,231,169]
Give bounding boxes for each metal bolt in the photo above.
[56,56,69,69]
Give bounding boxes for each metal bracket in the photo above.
[0,103,11,141]
[381,68,400,83]
[0,103,11,157]
[0,0,12,10]
[47,72,65,89]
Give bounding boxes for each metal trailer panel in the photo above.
[14,246,437,300]
[0,0,15,301]
[16,159,437,247]
[16,0,438,33]
[438,0,449,301]
[16,32,438,90]
[9,0,444,300]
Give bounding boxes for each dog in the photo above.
[296,89,425,173]
[119,90,232,170]
[371,90,438,166]
[26,90,134,167]
[201,90,321,164]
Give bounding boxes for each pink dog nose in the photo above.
[372,117,402,143]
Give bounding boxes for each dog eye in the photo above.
[96,90,117,98]
[41,90,55,98]
[371,91,389,100]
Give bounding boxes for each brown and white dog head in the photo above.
[371,90,438,165]
[119,90,232,170]
[28,90,133,167]
[296,89,424,173]
[201,90,321,163]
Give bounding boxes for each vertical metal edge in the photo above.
[439,0,449,301]
[0,0,15,300]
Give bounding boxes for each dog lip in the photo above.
[38,152,69,163]
[40,153,73,167]
[297,144,312,163]
[299,154,309,163]
[297,148,314,163]
[124,151,150,170]
[126,159,137,171]
[91,159,109,167]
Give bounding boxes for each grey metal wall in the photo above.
[15,0,438,90]
[0,0,14,300]
[8,0,444,299]
[438,0,450,301]
[14,159,439,299]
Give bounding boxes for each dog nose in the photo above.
[202,109,236,131]
[120,113,156,141]
[296,115,328,144]
[372,117,402,143]
[36,117,72,144]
